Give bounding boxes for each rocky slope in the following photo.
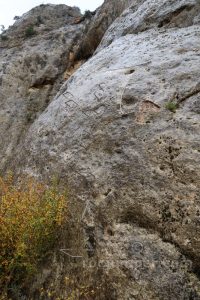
[0,0,200,299]
[0,0,127,173]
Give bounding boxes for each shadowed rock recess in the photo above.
[0,0,200,299]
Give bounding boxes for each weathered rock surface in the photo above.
[76,0,135,59]
[98,0,200,50]
[0,1,132,174]
[1,0,200,299]
[0,4,85,171]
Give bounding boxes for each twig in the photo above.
[81,200,90,220]
[60,249,82,258]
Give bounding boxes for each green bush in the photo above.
[165,101,178,113]
[13,16,20,21]
[35,15,43,26]
[84,10,93,19]
[25,26,36,38]
[1,35,8,41]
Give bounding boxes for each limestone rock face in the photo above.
[1,0,200,299]
[0,2,130,173]
[98,0,200,50]
[73,0,136,60]
[0,4,86,171]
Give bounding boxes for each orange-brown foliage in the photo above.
[0,174,67,294]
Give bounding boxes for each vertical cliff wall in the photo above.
[0,0,200,299]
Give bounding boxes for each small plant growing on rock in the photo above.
[35,15,43,26]
[0,25,8,42]
[0,25,5,33]
[84,10,93,19]
[25,25,36,38]
[1,35,8,41]
[165,101,178,113]
[14,16,20,20]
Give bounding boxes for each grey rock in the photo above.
[1,0,200,298]
[98,0,200,50]
[0,4,87,172]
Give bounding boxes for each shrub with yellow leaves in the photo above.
[0,174,67,296]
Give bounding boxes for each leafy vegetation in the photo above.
[83,10,93,19]
[0,25,8,41]
[35,15,43,26]
[13,16,20,21]
[25,25,36,38]
[0,35,8,41]
[0,174,67,297]
[165,101,178,113]
[0,25,5,33]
